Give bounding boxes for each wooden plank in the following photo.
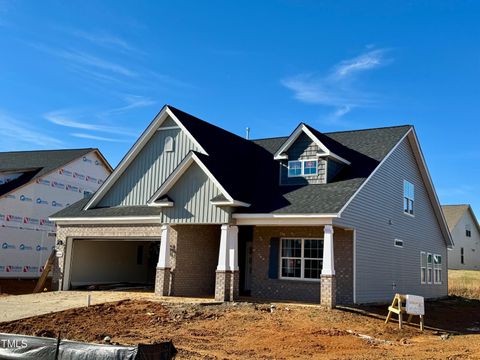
[33,249,56,293]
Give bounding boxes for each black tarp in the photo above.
[0,333,176,360]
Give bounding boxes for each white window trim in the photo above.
[433,254,442,285]
[420,251,426,284]
[403,180,415,217]
[394,239,404,248]
[427,252,433,284]
[287,159,318,178]
[279,237,323,282]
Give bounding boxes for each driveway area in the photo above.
[0,291,215,323]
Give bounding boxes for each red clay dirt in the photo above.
[1,297,480,359]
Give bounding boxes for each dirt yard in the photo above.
[1,297,480,359]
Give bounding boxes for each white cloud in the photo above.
[333,49,387,78]
[99,95,156,117]
[72,30,135,53]
[70,133,131,143]
[0,111,63,149]
[44,110,135,136]
[282,48,391,121]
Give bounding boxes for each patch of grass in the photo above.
[449,270,480,299]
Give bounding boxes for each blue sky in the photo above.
[0,1,479,214]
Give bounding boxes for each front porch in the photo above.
[155,223,354,307]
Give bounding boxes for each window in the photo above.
[288,161,302,177]
[403,180,414,215]
[461,247,465,264]
[304,160,318,175]
[394,239,404,248]
[434,254,442,284]
[420,252,427,284]
[287,159,318,177]
[427,253,433,284]
[164,136,174,152]
[280,238,323,280]
[466,224,472,238]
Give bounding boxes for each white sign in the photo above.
[406,294,424,315]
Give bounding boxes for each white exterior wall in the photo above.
[448,211,480,270]
[0,151,110,278]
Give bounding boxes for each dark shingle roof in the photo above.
[51,196,161,218]
[0,148,98,197]
[53,106,412,218]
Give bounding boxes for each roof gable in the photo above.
[0,148,109,198]
[442,204,480,234]
[147,151,250,207]
[84,106,207,210]
[273,123,350,164]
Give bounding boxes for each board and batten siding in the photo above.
[448,211,480,270]
[280,133,327,185]
[99,118,199,207]
[161,162,231,224]
[334,135,448,304]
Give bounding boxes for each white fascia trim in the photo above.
[274,124,350,165]
[233,214,336,226]
[409,129,454,248]
[147,152,238,206]
[274,124,330,160]
[148,201,174,207]
[50,216,161,225]
[84,105,207,210]
[210,200,251,207]
[337,129,412,217]
[317,151,351,165]
[233,213,338,219]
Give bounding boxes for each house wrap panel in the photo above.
[0,151,110,278]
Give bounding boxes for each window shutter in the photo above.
[268,238,280,279]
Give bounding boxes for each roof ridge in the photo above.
[0,148,96,155]
[249,124,413,142]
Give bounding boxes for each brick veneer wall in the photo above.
[170,225,220,297]
[250,226,353,304]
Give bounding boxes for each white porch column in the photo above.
[157,225,171,268]
[215,224,239,301]
[322,225,335,276]
[155,224,171,296]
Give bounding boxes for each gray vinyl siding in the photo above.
[161,162,230,224]
[448,211,480,270]
[334,135,448,304]
[99,118,198,207]
[280,133,326,185]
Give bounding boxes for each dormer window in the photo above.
[288,159,318,177]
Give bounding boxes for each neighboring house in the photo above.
[50,105,452,306]
[442,204,480,270]
[0,149,112,278]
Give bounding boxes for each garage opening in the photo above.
[69,239,160,291]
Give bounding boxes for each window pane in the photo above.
[421,253,427,267]
[281,259,301,278]
[404,198,409,212]
[304,239,323,259]
[304,259,322,279]
[288,161,302,177]
[428,268,432,282]
[427,254,432,264]
[281,239,301,257]
[409,199,414,215]
[421,268,426,283]
[303,160,317,175]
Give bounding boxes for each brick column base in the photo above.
[320,275,336,309]
[215,270,239,302]
[155,267,171,296]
